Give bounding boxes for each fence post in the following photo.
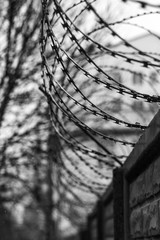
[87,216,91,240]
[80,228,88,240]
[113,167,124,240]
[97,200,103,240]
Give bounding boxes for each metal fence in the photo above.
[68,110,160,240]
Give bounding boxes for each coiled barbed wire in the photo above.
[40,0,160,233]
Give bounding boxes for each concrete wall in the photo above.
[124,110,160,240]
[130,156,160,238]
[77,110,160,240]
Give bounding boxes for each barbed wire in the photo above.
[121,0,160,9]
[40,0,160,232]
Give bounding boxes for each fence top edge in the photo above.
[123,109,160,178]
[88,183,113,220]
[101,183,113,203]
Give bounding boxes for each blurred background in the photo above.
[0,0,160,239]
